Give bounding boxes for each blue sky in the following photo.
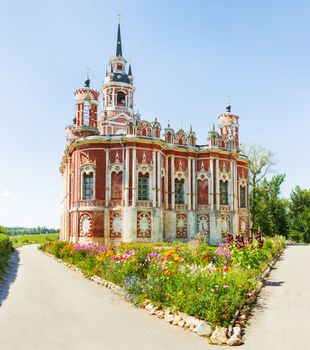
[0,0,309,228]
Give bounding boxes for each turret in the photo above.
[218,102,239,150]
[69,78,100,138]
[99,22,136,135]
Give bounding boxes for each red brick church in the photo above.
[60,23,249,245]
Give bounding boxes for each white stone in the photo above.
[197,323,213,337]
[226,333,242,346]
[164,314,175,323]
[145,303,154,311]
[232,326,241,337]
[178,320,185,327]
[149,306,160,315]
[172,316,182,325]
[210,326,228,345]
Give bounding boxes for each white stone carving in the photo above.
[80,214,92,237]
[109,151,122,174]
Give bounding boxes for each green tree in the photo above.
[241,144,275,229]
[0,225,8,235]
[288,186,310,242]
[255,174,288,237]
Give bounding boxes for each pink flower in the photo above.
[223,284,229,289]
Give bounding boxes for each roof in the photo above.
[112,72,130,84]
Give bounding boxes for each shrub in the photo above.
[0,234,14,278]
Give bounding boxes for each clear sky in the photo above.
[0,0,309,228]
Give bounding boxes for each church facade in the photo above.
[60,24,250,245]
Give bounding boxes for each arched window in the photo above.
[240,186,246,208]
[220,180,228,205]
[83,100,91,125]
[175,179,185,204]
[198,179,208,205]
[138,173,149,200]
[83,172,94,200]
[111,172,122,200]
[117,91,126,106]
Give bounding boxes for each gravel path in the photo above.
[0,244,309,350]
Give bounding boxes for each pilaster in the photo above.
[187,158,192,210]
[216,158,220,210]
[132,148,137,206]
[171,156,175,209]
[124,148,130,206]
[152,150,157,207]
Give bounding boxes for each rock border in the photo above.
[41,247,285,346]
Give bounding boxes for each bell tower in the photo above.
[99,22,135,135]
[218,102,239,150]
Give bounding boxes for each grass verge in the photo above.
[10,233,59,248]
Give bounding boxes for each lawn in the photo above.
[10,233,59,248]
[40,234,285,327]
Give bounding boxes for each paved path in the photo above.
[0,245,309,350]
[242,245,310,350]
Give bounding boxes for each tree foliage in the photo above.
[0,225,8,235]
[241,144,275,228]
[288,186,310,242]
[6,226,59,236]
[255,174,288,237]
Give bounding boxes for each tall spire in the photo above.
[116,23,123,57]
[128,63,132,76]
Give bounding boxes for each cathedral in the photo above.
[60,24,250,245]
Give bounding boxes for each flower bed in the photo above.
[0,234,14,279]
[39,235,285,327]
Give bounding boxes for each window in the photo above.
[138,173,149,200]
[220,180,228,205]
[83,101,90,125]
[111,172,122,200]
[240,186,246,208]
[175,179,185,204]
[83,173,94,200]
[117,91,126,106]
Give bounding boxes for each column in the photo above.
[132,148,137,206]
[187,158,192,210]
[216,158,220,210]
[229,160,234,211]
[171,156,175,210]
[165,159,168,209]
[125,148,130,206]
[152,150,157,207]
[192,158,196,211]
[67,159,71,241]
[157,152,161,208]
[105,150,110,206]
[210,158,214,210]
[234,162,238,210]
[113,88,116,108]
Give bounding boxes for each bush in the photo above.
[0,234,14,278]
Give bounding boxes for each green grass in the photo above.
[10,233,59,248]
